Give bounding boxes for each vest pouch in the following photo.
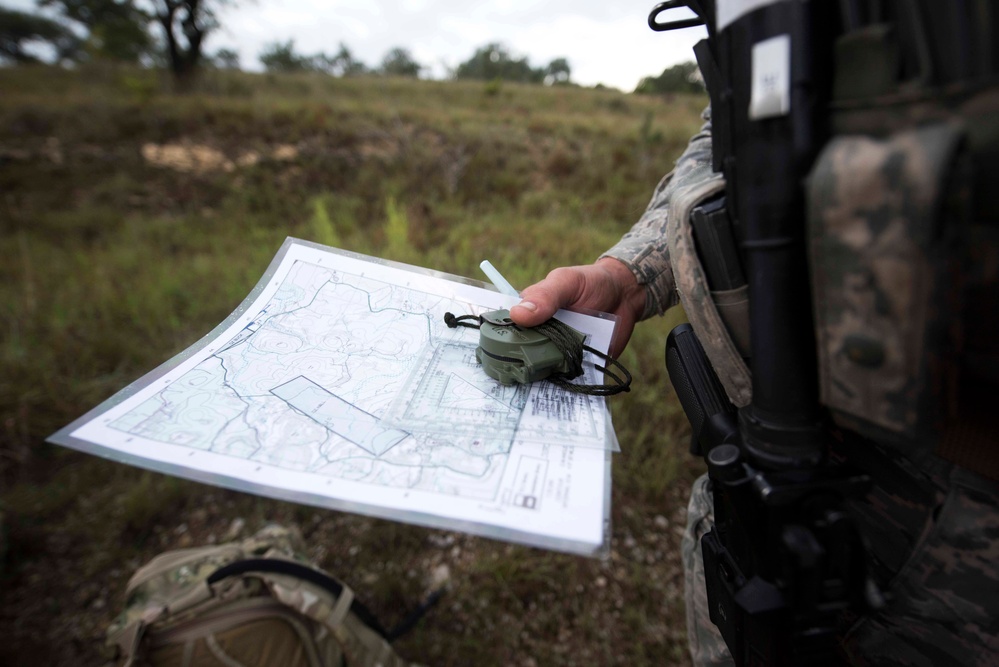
[710,285,750,361]
[668,175,752,408]
[807,121,966,443]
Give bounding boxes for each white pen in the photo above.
[479,260,520,298]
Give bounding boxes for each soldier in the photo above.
[508,111,741,665]
[508,100,999,664]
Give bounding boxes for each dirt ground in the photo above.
[1,448,698,666]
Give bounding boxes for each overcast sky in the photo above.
[11,0,707,91]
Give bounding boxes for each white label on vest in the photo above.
[717,0,787,31]
[749,34,791,120]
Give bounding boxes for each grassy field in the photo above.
[0,65,707,666]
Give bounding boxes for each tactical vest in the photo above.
[807,9,999,476]
[658,3,999,662]
[666,0,999,476]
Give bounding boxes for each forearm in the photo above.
[601,113,714,320]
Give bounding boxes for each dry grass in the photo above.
[0,64,706,666]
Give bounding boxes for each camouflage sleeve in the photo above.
[601,110,714,320]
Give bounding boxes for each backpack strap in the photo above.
[109,618,146,667]
[207,558,417,667]
[206,558,389,637]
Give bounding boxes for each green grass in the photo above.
[0,64,706,666]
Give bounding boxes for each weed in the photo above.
[383,194,412,262]
[308,195,341,248]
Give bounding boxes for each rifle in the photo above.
[650,1,882,663]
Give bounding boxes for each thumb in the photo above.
[508,269,583,327]
[508,295,554,328]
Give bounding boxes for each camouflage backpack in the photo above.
[107,525,423,667]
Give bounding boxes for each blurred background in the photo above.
[0,1,707,664]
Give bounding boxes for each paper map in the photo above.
[50,239,617,555]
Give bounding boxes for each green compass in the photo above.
[475,309,586,385]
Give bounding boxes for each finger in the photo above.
[508,298,544,326]
[509,269,583,327]
[508,290,558,327]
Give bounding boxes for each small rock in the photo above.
[429,564,451,590]
[654,515,669,530]
[427,532,456,548]
[222,517,246,542]
[595,576,607,588]
[272,144,299,161]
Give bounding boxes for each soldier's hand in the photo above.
[508,258,645,358]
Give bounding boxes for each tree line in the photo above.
[255,40,571,87]
[1,1,700,93]
[1,0,225,80]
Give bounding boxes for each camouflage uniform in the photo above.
[602,109,737,666]
[602,106,999,665]
[679,475,734,667]
[602,110,751,409]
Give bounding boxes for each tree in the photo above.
[307,50,338,75]
[151,0,226,81]
[380,47,420,78]
[328,42,364,77]
[40,0,231,77]
[635,61,703,95]
[0,7,81,64]
[259,39,309,72]
[454,43,542,84]
[211,46,238,69]
[544,57,570,86]
[39,0,153,63]
[259,40,367,77]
